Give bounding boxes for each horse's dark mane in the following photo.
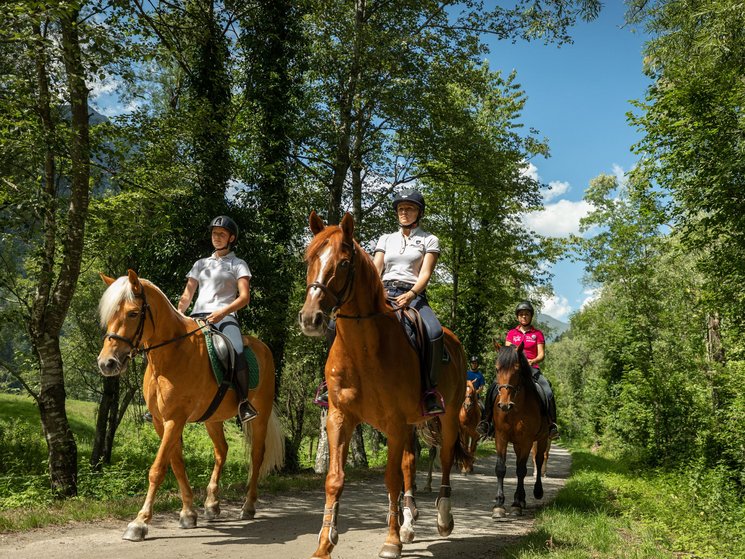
[496,345,540,399]
[305,225,388,312]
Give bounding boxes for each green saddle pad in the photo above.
[202,327,260,390]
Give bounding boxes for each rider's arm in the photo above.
[373,251,385,276]
[396,251,438,307]
[206,277,250,323]
[177,277,198,314]
[529,343,545,367]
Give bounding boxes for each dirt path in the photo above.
[0,446,570,559]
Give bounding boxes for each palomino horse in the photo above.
[491,342,549,518]
[298,212,469,559]
[459,380,481,473]
[97,270,284,541]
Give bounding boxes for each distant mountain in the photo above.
[536,313,569,341]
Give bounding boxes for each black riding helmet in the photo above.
[393,189,425,227]
[515,300,534,316]
[209,215,239,244]
[469,355,479,363]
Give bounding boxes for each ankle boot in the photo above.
[234,351,258,424]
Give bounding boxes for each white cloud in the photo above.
[540,294,572,321]
[612,163,627,186]
[523,198,594,237]
[580,287,601,309]
[89,75,121,99]
[543,180,570,202]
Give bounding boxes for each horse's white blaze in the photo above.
[310,246,333,296]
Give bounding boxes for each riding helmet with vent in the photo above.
[470,355,479,363]
[515,300,534,316]
[209,215,239,240]
[392,189,425,215]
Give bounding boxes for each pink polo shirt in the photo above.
[506,327,545,364]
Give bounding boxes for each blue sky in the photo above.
[484,4,651,321]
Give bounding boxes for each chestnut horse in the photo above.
[298,212,469,559]
[459,380,481,473]
[97,270,284,541]
[491,342,549,518]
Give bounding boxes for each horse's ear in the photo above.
[340,212,354,241]
[309,211,325,235]
[100,273,115,286]
[493,339,502,351]
[517,341,525,354]
[127,269,142,294]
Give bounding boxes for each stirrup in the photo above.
[239,400,258,425]
[313,380,329,408]
[421,389,445,417]
[548,423,560,440]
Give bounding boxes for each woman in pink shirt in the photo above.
[480,301,559,440]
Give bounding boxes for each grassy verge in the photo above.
[501,445,745,559]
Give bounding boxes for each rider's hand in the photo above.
[395,290,417,307]
[206,310,225,324]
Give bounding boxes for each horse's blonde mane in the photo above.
[99,276,135,327]
[98,276,171,327]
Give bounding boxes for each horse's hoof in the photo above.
[511,506,524,516]
[378,543,403,559]
[399,526,415,543]
[437,515,454,537]
[534,487,544,500]
[179,511,197,529]
[241,507,256,520]
[422,485,432,493]
[122,521,148,541]
[491,506,507,519]
[205,504,220,521]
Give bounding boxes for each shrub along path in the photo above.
[0,446,571,559]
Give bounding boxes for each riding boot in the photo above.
[548,395,559,440]
[233,351,258,424]
[421,334,445,416]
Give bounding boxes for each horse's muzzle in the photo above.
[97,354,128,377]
[298,309,326,337]
[497,401,515,412]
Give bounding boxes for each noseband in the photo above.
[103,289,152,358]
[306,240,357,318]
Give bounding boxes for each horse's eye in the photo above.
[127,311,140,319]
[339,260,350,269]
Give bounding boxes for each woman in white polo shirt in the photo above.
[373,188,445,416]
[177,215,257,424]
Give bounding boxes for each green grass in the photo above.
[500,446,745,559]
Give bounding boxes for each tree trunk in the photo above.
[706,312,723,409]
[347,424,368,468]
[314,409,330,474]
[91,376,119,470]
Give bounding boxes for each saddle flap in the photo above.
[206,326,235,373]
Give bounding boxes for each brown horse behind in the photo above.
[491,342,549,518]
[298,212,469,559]
[459,380,481,473]
[97,270,284,541]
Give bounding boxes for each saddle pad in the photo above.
[203,329,260,390]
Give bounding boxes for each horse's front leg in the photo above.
[311,408,355,559]
[492,436,508,519]
[203,421,228,521]
[512,443,531,515]
[435,411,461,537]
[379,429,407,559]
[123,418,190,541]
[531,438,547,500]
[398,428,418,545]
[423,446,436,492]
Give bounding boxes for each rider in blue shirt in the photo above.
[466,355,485,393]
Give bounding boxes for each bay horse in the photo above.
[491,342,549,518]
[97,270,284,541]
[298,212,469,559]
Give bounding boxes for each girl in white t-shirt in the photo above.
[177,215,257,424]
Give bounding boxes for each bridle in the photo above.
[306,240,357,319]
[103,286,204,358]
[496,365,522,399]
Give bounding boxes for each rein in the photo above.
[104,287,204,357]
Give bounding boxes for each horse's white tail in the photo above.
[243,403,286,478]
